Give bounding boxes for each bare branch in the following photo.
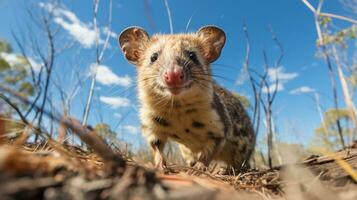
[242,22,260,135]
[0,84,126,170]
[0,94,28,125]
[302,0,346,148]
[302,0,357,24]
[82,0,113,126]
[163,0,174,34]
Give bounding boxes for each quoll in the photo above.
[118,26,255,172]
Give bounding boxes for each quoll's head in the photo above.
[118,26,225,98]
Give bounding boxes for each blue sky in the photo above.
[0,0,355,148]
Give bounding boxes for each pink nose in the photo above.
[164,68,184,86]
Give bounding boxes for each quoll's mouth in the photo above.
[165,81,193,95]
[162,67,193,95]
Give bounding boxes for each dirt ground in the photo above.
[0,132,356,200]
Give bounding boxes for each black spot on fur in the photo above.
[192,121,205,128]
[207,131,214,137]
[207,131,222,142]
[186,108,197,114]
[211,93,229,136]
[185,129,190,133]
[153,116,170,127]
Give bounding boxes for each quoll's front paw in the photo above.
[187,161,208,176]
[194,161,208,171]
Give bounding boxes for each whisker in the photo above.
[192,79,211,90]
[191,72,234,82]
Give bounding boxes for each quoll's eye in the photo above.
[150,52,159,63]
[187,51,198,63]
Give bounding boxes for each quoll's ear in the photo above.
[197,26,226,63]
[118,27,149,64]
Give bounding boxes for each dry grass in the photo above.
[0,113,356,200]
[0,120,357,200]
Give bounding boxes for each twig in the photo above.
[0,94,28,125]
[302,0,346,148]
[82,0,113,126]
[62,117,126,169]
[302,0,357,24]
[242,22,260,136]
[163,0,174,34]
[0,85,126,170]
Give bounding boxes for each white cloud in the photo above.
[263,66,298,94]
[262,82,284,93]
[39,2,108,48]
[90,64,132,87]
[123,125,139,134]
[99,96,130,108]
[267,67,298,82]
[102,27,117,39]
[0,52,19,66]
[235,67,248,86]
[27,58,42,73]
[289,86,315,95]
[53,17,99,48]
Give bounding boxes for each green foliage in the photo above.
[311,109,353,152]
[95,123,119,145]
[19,82,35,96]
[0,58,10,71]
[319,16,331,27]
[0,40,12,53]
[0,40,35,114]
[253,141,311,168]
[318,25,356,47]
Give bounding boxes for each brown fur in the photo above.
[118,26,255,171]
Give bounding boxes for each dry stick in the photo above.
[61,117,126,168]
[82,0,100,127]
[302,0,357,24]
[0,94,28,125]
[0,85,126,169]
[241,23,262,168]
[163,0,174,34]
[242,23,260,135]
[312,92,332,147]
[302,0,346,148]
[82,0,113,127]
[320,46,346,149]
[10,30,43,119]
[266,28,284,168]
[257,27,283,169]
[331,45,357,134]
[36,17,56,143]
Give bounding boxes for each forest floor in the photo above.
[0,127,357,200]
